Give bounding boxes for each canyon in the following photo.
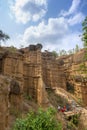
[0,44,87,130]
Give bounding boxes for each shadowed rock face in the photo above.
[36,44,43,50]
[42,51,66,90]
[29,44,42,51]
[0,75,22,130]
[10,80,20,95]
[0,76,11,130]
[74,75,84,82]
[19,44,42,53]
[57,59,64,66]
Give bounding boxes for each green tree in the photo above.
[13,107,62,130]
[79,16,87,73]
[82,16,87,49]
[75,44,80,53]
[0,30,10,45]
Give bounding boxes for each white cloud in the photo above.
[22,17,69,45]
[60,0,81,16]
[16,16,82,51]
[8,0,84,51]
[59,32,83,51]
[68,12,85,26]
[6,29,83,52]
[10,0,47,24]
[59,0,85,26]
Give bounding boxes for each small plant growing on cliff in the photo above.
[7,46,17,53]
[23,93,33,100]
[52,51,58,57]
[12,107,62,130]
[75,44,80,53]
[79,62,87,74]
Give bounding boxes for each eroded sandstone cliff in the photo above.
[57,49,87,106]
[0,45,87,130]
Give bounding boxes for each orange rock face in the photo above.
[57,50,87,106]
[0,45,87,130]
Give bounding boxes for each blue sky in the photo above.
[0,0,87,51]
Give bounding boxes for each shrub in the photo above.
[12,107,62,130]
[67,114,80,130]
